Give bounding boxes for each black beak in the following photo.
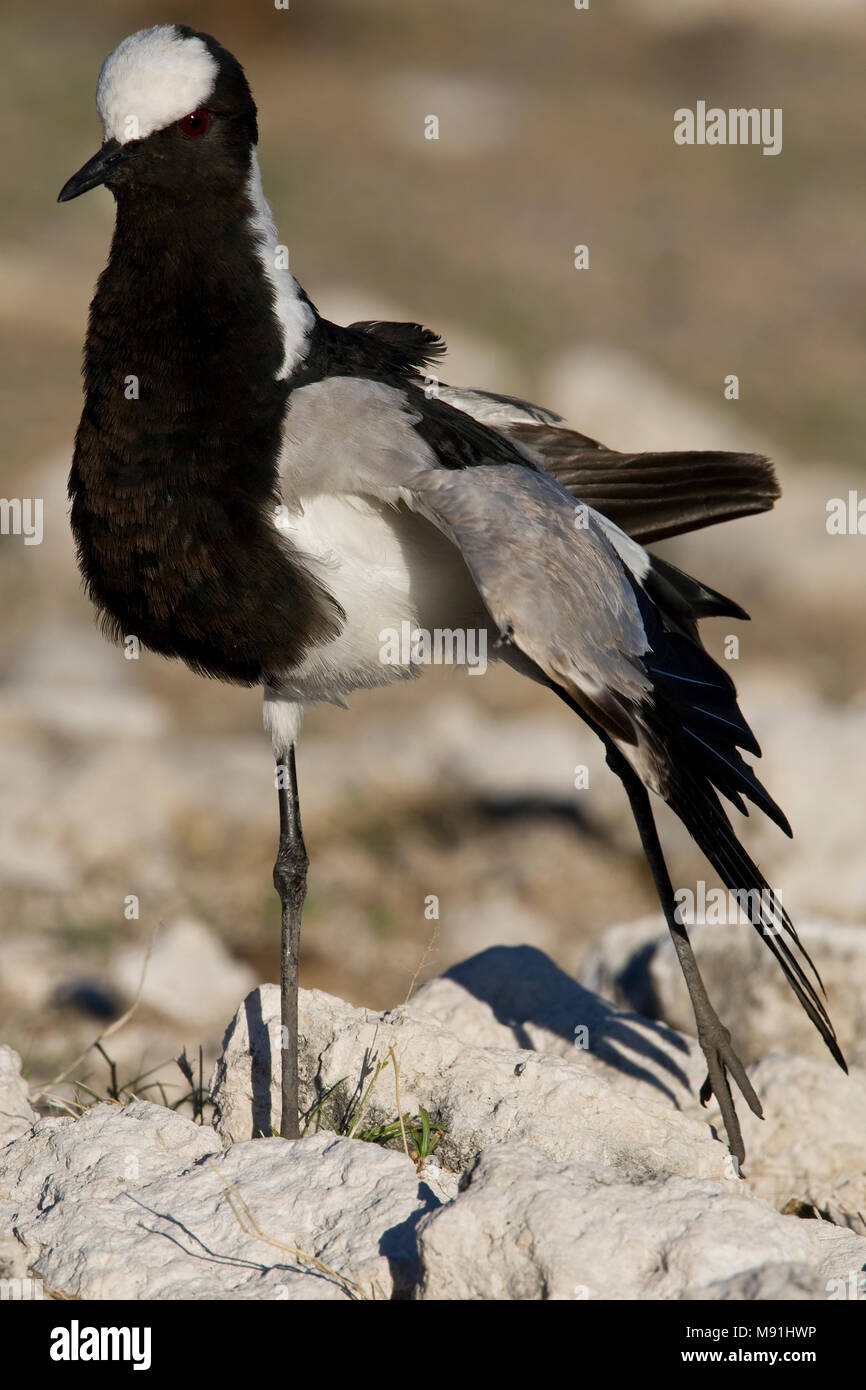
[58,139,126,203]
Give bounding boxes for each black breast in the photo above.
[69,185,338,685]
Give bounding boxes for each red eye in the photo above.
[178,108,210,136]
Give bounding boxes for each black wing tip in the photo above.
[725,597,751,623]
[634,579,786,834]
[645,553,752,625]
[830,1039,849,1073]
[761,794,792,839]
[666,771,842,1065]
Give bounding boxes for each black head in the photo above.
[58,25,258,205]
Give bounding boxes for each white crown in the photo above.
[96,25,217,144]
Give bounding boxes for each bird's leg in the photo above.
[602,740,762,1167]
[274,745,307,1140]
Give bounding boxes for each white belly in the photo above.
[269,492,492,706]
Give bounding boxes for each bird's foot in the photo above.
[697,1018,763,1168]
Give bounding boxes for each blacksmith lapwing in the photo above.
[58,25,844,1160]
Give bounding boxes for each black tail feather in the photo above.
[550,666,845,1073]
[616,564,844,1070]
[632,579,790,833]
[666,767,846,1073]
[644,553,751,627]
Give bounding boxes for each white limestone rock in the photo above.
[0,1047,36,1147]
[579,915,866,1070]
[210,977,728,1181]
[111,916,257,1031]
[414,1145,866,1301]
[0,1100,429,1300]
[729,1054,866,1235]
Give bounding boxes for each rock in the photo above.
[410,945,707,1119]
[730,1055,866,1235]
[679,1264,832,1301]
[1,622,168,740]
[4,1090,862,1301]
[392,949,866,1230]
[414,1145,866,1301]
[0,1100,433,1300]
[111,917,257,1031]
[211,972,728,1180]
[434,898,560,965]
[1,944,863,1300]
[0,1233,33,1285]
[0,829,73,894]
[436,710,594,805]
[718,689,866,925]
[0,1101,218,1210]
[579,914,866,1069]
[0,1047,36,1146]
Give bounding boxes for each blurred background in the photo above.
[1,0,865,1109]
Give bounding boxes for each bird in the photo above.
[59,24,844,1162]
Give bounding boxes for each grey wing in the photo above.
[411,455,657,745]
[281,375,739,752]
[284,377,783,814]
[436,384,780,545]
[391,386,839,1059]
[343,321,780,541]
[280,372,841,1064]
[282,374,653,742]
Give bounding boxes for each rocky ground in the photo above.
[1,935,865,1300]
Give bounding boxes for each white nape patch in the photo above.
[246,154,315,378]
[96,25,217,144]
